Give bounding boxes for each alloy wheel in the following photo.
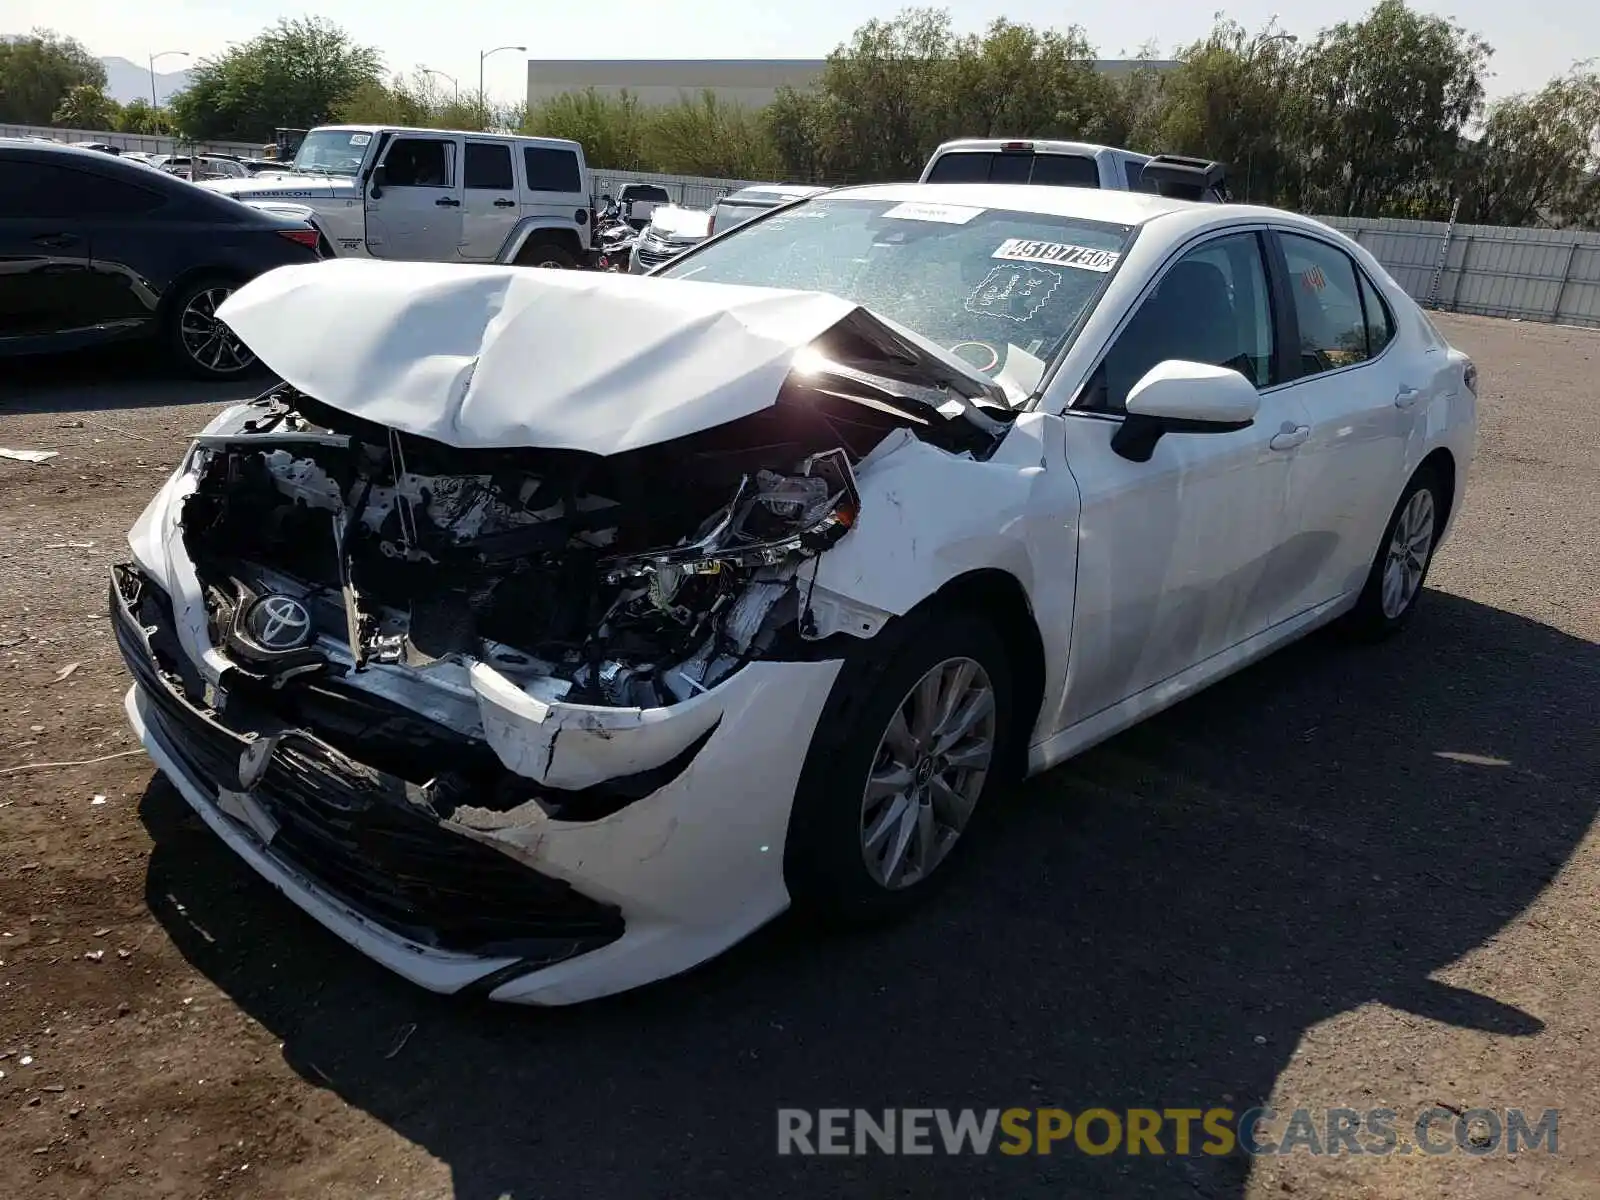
[1381,486,1436,619]
[860,656,997,890]
[179,287,254,374]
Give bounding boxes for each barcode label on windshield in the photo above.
[993,239,1119,272]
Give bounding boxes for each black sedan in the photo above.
[0,140,325,379]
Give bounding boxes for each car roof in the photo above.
[821,181,1190,225]
[928,138,1146,160]
[309,124,582,150]
[814,181,1328,239]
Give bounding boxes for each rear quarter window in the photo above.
[523,147,583,194]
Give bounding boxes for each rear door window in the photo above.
[0,161,165,218]
[1278,233,1371,375]
[464,142,514,190]
[523,147,583,194]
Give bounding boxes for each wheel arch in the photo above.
[912,568,1046,779]
[1416,446,1457,533]
[498,219,586,264]
[157,264,251,322]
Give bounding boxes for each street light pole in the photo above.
[478,44,527,113]
[148,50,190,110]
[422,68,459,104]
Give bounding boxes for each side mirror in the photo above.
[1111,360,1259,463]
[368,164,387,199]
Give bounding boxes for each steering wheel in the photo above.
[949,341,1001,374]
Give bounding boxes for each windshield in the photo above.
[659,197,1134,376]
[291,129,374,177]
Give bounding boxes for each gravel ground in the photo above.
[0,315,1596,1200]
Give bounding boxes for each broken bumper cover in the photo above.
[114,564,842,1004]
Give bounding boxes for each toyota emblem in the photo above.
[245,595,312,651]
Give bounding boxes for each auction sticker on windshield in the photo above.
[883,202,984,225]
[993,239,1120,272]
[349,133,372,145]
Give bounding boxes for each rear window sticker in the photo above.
[965,264,1062,323]
[883,202,984,225]
[992,238,1119,272]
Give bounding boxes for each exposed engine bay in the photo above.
[177,323,1015,736]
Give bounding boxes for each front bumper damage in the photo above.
[116,560,842,1004]
[115,268,1023,1003]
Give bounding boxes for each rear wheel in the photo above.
[784,609,1013,923]
[166,277,255,379]
[1346,466,1444,639]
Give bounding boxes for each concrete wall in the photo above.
[1,124,264,157]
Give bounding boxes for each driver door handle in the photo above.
[1394,386,1420,408]
[1269,424,1311,452]
[435,196,461,207]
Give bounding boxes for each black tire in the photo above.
[1345,465,1446,641]
[165,276,256,380]
[784,607,1014,925]
[517,240,576,269]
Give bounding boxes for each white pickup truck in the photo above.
[920,138,1229,201]
[199,125,600,267]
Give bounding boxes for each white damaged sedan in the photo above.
[114,183,1477,1004]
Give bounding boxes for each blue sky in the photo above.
[9,0,1588,104]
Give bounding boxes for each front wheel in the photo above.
[784,609,1013,924]
[166,277,256,379]
[1345,466,1444,639]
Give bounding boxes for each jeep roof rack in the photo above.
[1141,155,1230,202]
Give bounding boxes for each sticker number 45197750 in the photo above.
[992,238,1120,272]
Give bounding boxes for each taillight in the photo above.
[277,228,320,252]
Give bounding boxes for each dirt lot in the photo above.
[1,316,1597,1200]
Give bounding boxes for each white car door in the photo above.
[1269,230,1424,607]
[1055,229,1314,728]
[365,135,464,261]
[458,140,518,261]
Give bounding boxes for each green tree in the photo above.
[1139,20,1304,204]
[0,29,106,125]
[649,91,780,177]
[1292,0,1490,217]
[114,98,172,135]
[169,18,384,142]
[523,88,652,169]
[1458,67,1600,227]
[51,82,121,130]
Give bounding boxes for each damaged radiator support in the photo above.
[179,395,863,716]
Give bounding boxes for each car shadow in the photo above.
[0,345,270,415]
[139,590,1597,1199]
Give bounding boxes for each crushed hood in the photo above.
[216,259,857,454]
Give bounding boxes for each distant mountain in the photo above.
[100,56,192,105]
